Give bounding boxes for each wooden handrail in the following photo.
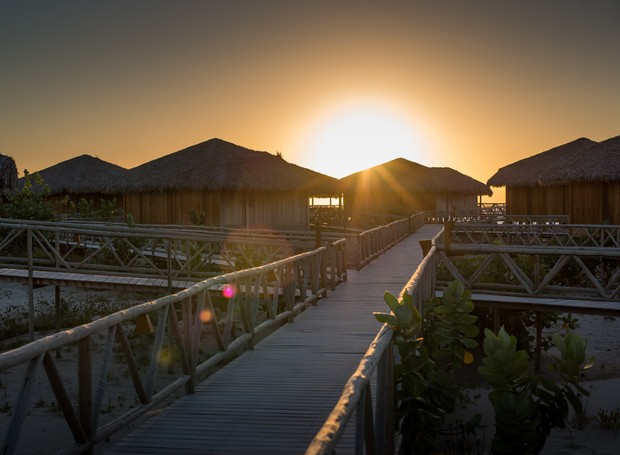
[306,225,441,454]
[0,245,339,455]
[437,223,620,301]
[0,217,413,454]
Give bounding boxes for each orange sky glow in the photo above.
[2,1,620,202]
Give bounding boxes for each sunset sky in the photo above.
[2,1,620,201]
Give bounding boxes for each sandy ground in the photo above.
[1,282,620,454]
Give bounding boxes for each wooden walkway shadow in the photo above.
[104,224,443,455]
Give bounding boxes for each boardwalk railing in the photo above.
[339,212,426,270]
[306,228,441,454]
[0,218,322,282]
[438,223,620,300]
[310,207,406,230]
[0,218,348,339]
[308,220,620,453]
[0,246,333,455]
[0,218,355,287]
[445,222,620,248]
[0,215,416,454]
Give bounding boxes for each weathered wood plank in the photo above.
[0,268,193,291]
[470,292,620,316]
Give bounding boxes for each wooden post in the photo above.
[444,218,453,254]
[535,311,542,372]
[78,337,93,451]
[167,239,172,292]
[493,308,500,334]
[54,231,62,358]
[314,222,322,249]
[1,355,44,455]
[27,229,34,342]
[419,239,432,257]
[55,285,62,359]
[375,338,395,455]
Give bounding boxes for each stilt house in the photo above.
[0,154,17,191]
[15,154,126,212]
[115,138,339,228]
[340,158,492,216]
[487,135,620,224]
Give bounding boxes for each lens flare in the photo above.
[222,285,235,299]
[200,309,213,323]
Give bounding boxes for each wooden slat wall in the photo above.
[344,188,477,215]
[123,190,309,228]
[506,182,620,225]
[544,186,566,215]
[608,182,620,224]
[569,182,602,224]
[433,193,478,213]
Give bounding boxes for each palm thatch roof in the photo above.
[340,158,492,195]
[487,135,620,187]
[115,138,339,193]
[0,154,17,190]
[17,154,127,194]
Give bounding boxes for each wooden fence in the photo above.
[334,212,427,270]
[0,218,325,281]
[0,215,419,454]
[306,228,442,454]
[0,218,348,339]
[439,223,620,300]
[307,220,620,452]
[0,246,334,455]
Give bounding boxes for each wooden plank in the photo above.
[0,267,193,291]
[470,292,620,316]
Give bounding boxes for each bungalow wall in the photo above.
[506,183,620,224]
[122,189,310,228]
[243,191,309,229]
[344,188,477,216]
[433,193,479,215]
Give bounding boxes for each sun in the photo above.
[300,102,427,178]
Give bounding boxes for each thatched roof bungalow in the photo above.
[487,135,620,224]
[340,158,492,216]
[17,154,126,194]
[114,138,339,228]
[0,154,17,191]
[16,154,126,211]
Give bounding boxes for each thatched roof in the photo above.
[17,154,127,194]
[340,158,492,196]
[115,138,339,193]
[487,135,620,187]
[0,154,17,190]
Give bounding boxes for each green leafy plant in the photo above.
[374,280,480,453]
[478,327,594,454]
[0,170,56,221]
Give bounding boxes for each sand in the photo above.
[1,282,619,454]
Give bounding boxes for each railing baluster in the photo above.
[92,326,117,431]
[1,218,363,454]
[78,336,93,449]
[43,351,88,443]
[27,228,34,341]
[1,354,44,455]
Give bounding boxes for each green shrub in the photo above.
[0,171,56,221]
[374,280,480,453]
[478,327,594,454]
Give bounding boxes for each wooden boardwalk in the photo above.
[0,267,197,292]
[103,224,442,455]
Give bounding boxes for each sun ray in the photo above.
[301,102,428,178]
